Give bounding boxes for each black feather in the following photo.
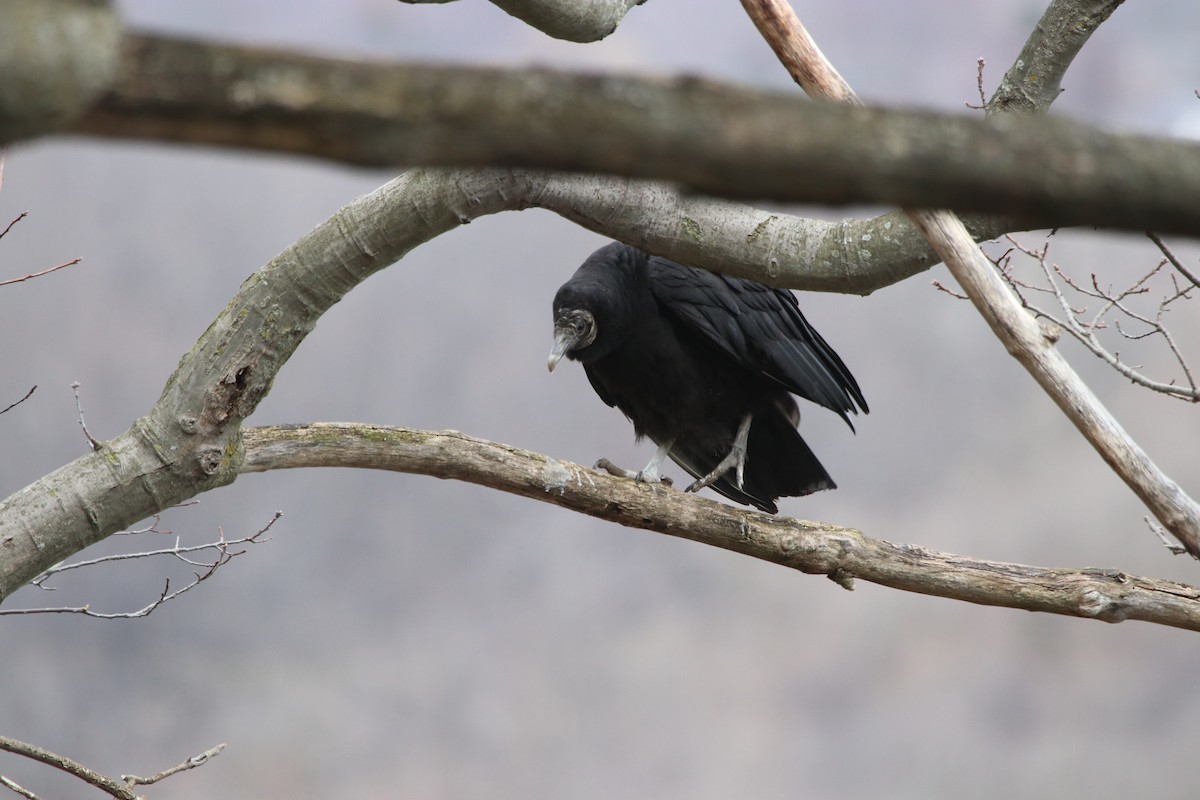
[551,242,867,513]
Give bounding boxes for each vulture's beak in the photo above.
[547,328,574,372]
[548,309,596,372]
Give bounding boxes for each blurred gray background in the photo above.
[3,0,1200,797]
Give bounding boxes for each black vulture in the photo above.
[548,242,867,514]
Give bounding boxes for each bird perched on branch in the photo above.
[548,242,867,514]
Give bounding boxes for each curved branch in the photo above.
[239,423,1200,631]
[67,33,1200,239]
[519,173,971,294]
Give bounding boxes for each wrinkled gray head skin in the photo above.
[547,308,597,372]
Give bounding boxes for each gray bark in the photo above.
[61,33,1200,240]
[0,0,120,142]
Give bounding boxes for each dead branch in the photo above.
[0,212,26,240]
[965,57,988,110]
[0,736,224,800]
[120,743,226,789]
[0,385,35,416]
[0,257,81,288]
[0,512,278,618]
[239,423,1200,631]
[69,382,100,450]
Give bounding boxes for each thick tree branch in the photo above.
[507,172,977,294]
[0,0,120,142]
[396,0,644,43]
[989,0,1125,116]
[63,33,1200,240]
[739,0,1200,558]
[238,423,1200,631]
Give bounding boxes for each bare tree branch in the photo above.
[49,0,1116,305]
[913,209,1200,557]
[396,0,644,42]
[737,0,1200,558]
[0,212,26,241]
[239,423,1200,631]
[0,737,136,800]
[64,33,1200,239]
[0,386,35,416]
[964,57,988,111]
[1148,231,1200,290]
[0,737,224,800]
[69,382,100,451]
[989,0,1126,116]
[0,774,42,800]
[0,511,278,618]
[0,0,120,142]
[0,257,80,288]
[121,743,226,789]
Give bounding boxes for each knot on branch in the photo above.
[196,446,224,476]
[1077,588,1129,623]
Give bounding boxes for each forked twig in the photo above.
[997,234,1199,401]
[0,511,280,618]
[0,736,225,800]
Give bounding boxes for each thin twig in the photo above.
[0,258,82,288]
[121,743,226,788]
[69,382,101,450]
[0,211,27,241]
[0,512,280,618]
[1147,231,1200,290]
[965,57,987,110]
[930,279,968,300]
[1000,234,1199,401]
[0,737,225,800]
[0,386,35,416]
[0,775,43,800]
[1148,517,1190,556]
